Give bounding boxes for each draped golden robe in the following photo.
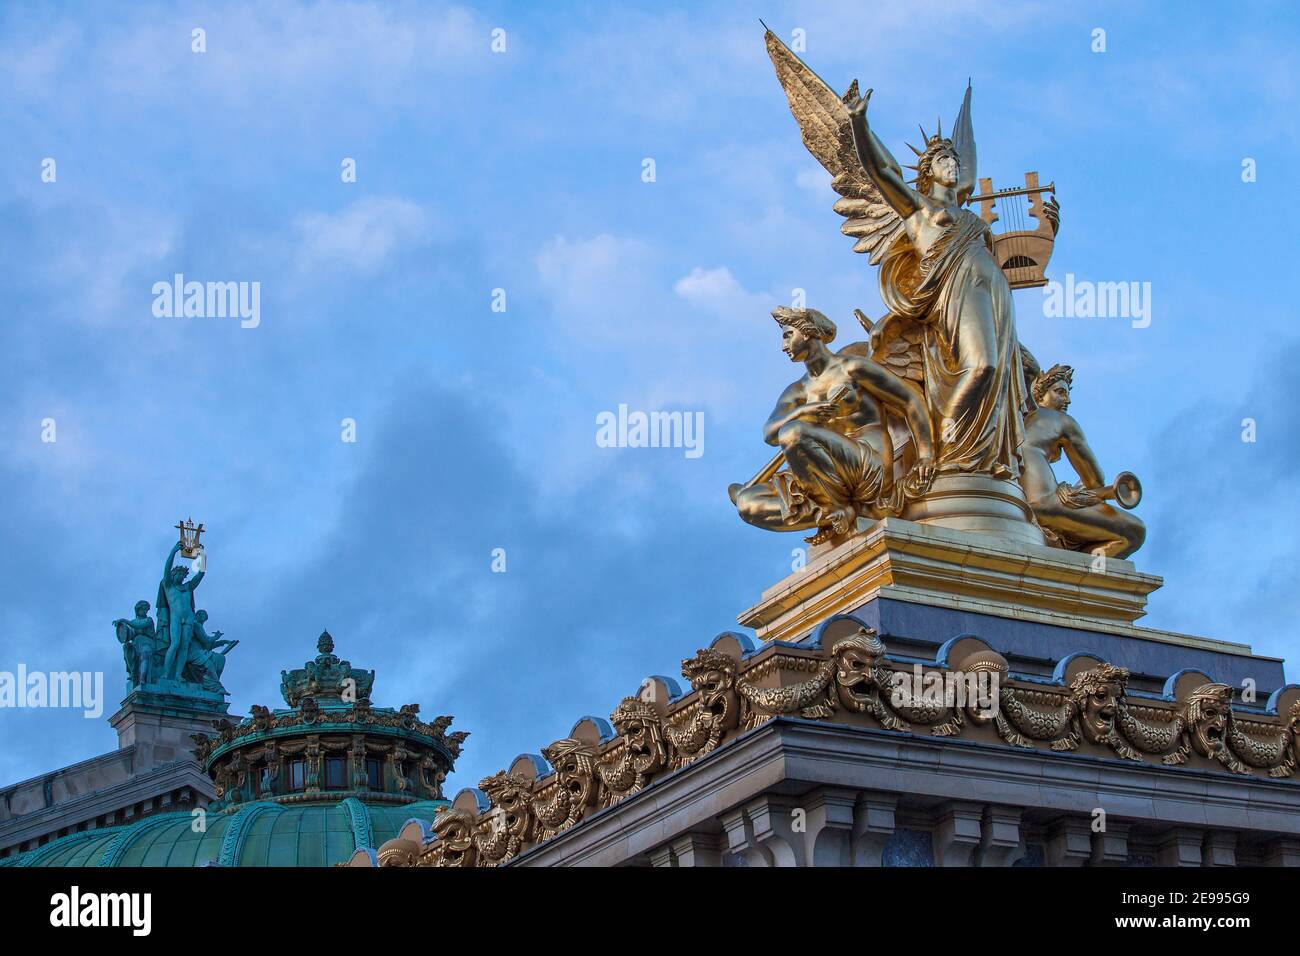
[877,209,1030,477]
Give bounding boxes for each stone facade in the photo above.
[0,692,227,860]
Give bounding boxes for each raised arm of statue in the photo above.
[164,541,181,578]
[847,90,919,218]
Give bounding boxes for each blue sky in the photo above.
[1,0,1297,791]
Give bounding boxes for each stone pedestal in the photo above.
[109,685,230,773]
[901,473,1045,549]
[739,516,1170,645]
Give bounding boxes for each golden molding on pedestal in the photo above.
[737,517,1188,649]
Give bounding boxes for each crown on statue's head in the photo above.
[903,120,957,189]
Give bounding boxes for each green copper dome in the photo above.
[2,798,447,867]
[5,632,466,867]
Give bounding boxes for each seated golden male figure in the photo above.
[1020,364,1145,558]
[734,307,935,544]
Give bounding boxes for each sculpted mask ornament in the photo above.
[534,738,600,836]
[1183,683,1245,773]
[826,629,891,718]
[377,839,420,867]
[1106,680,1235,768]
[861,631,963,734]
[475,771,535,865]
[428,808,478,868]
[1070,663,1129,746]
[1282,701,1300,776]
[736,628,959,736]
[666,649,741,767]
[370,639,1300,866]
[736,628,891,723]
[598,697,668,805]
[249,704,274,733]
[990,660,1131,753]
[834,629,882,677]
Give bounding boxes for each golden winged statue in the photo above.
[764,29,1033,480]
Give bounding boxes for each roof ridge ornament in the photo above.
[280,632,375,707]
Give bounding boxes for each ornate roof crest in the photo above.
[279,630,376,707]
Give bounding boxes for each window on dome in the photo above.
[325,756,346,790]
[366,757,384,791]
[288,759,305,792]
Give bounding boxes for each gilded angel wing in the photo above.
[850,309,923,385]
[839,323,924,486]
[871,316,925,384]
[1019,342,1041,398]
[765,30,905,265]
[766,30,923,395]
[951,81,976,205]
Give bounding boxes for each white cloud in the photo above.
[12,197,178,327]
[294,196,431,274]
[674,265,742,302]
[673,265,772,324]
[534,233,659,343]
[537,233,647,287]
[0,2,485,121]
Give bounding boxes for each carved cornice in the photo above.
[365,627,1299,867]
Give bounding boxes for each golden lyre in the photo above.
[176,518,205,558]
[972,172,1058,289]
